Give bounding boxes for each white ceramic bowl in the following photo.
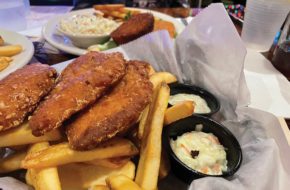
[57,26,111,49]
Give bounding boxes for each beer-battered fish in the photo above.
[111,13,154,45]
[0,64,57,132]
[30,52,127,136]
[66,60,153,150]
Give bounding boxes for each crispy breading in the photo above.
[0,64,57,132]
[29,52,127,136]
[110,13,154,45]
[66,60,153,150]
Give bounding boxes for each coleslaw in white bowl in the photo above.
[58,13,121,48]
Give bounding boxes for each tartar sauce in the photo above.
[170,131,227,175]
[169,93,211,114]
[60,14,120,36]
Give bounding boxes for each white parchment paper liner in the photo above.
[1,3,289,190]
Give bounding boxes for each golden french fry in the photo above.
[0,151,26,173]
[164,101,194,125]
[0,56,12,71]
[139,72,167,140]
[0,36,4,46]
[26,142,62,190]
[0,56,13,62]
[25,169,33,186]
[0,122,62,147]
[93,4,107,10]
[104,4,125,11]
[135,82,170,190]
[0,59,9,71]
[86,156,130,169]
[94,4,125,11]
[22,138,138,169]
[138,105,149,139]
[59,161,135,190]
[115,8,127,13]
[159,149,171,180]
[0,45,22,56]
[138,71,171,139]
[90,185,110,190]
[106,174,142,190]
[110,11,126,19]
[150,72,177,88]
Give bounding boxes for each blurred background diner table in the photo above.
[21,0,249,65]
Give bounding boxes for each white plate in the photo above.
[0,29,34,80]
[43,8,185,56]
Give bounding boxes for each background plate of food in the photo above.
[42,5,185,56]
[0,29,34,80]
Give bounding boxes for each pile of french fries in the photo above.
[0,68,196,190]
[0,35,23,71]
[93,4,140,21]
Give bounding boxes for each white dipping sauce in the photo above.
[169,93,211,114]
[170,131,227,175]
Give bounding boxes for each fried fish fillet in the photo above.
[29,52,127,136]
[110,13,154,45]
[66,60,153,150]
[0,64,57,132]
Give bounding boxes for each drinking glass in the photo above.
[241,0,290,52]
[0,0,30,31]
